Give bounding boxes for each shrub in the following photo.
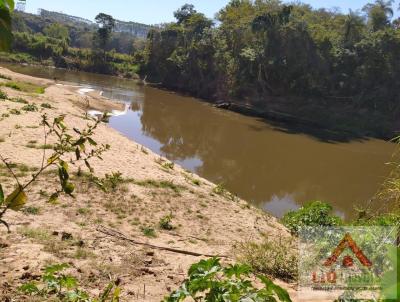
[159,214,174,230]
[141,226,157,238]
[22,103,38,112]
[162,161,174,170]
[104,171,124,190]
[353,212,400,226]
[19,263,120,301]
[164,257,292,302]
[0,89,8,99]
[5,82,21,90]
[41,102,52,109]
[22,206,40,215]
[281,201,342,235]
[235,236,298,281]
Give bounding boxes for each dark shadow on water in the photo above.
[259,119,369,144]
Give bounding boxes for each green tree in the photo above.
[0,0,14,51]
[173,3,196,24]
[343,10,365,48]
[362,0,394,31]
[94,13,115,58]
[44,23,70,43]
[141,1,400,137]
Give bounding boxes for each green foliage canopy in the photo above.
[0,0,14,51]
[141,0,400,128]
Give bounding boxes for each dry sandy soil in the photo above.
[0,67,300,301]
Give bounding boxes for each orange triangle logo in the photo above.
[324,233,372,267]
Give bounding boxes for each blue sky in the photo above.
[22,0,400,24]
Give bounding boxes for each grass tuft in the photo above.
[0,89,8,99]
[22,103,38,112]
[141,226,157,238]
[3,81,46,94]
[235,236,298,281]
[135,179,185,193]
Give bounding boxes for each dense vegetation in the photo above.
[164,258,291,301]
[1,10,146,77]
[141,0,400,138]
[1,1,400,136]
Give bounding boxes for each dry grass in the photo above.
[235,236,298,282]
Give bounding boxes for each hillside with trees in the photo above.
[2,1,400,137]
[140,0,400,138]
[0,9,149,77]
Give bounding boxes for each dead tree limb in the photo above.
[96,225,230,259]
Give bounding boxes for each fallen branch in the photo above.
[96,225,230,259]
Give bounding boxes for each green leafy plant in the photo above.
[0,114,110,232]
[22,103,38,112]
[213,183,226,195]
[5,81,21,90]
[165,257,292,302]
[22,206,40,215]
[0,0,14,51]
[0,89,7,99]
[162,161,174,170]
[141,226,157,238]
[90,171,126,192]
[103,171,124,190]
[19,263,120,302]
[281,201,343,235]
[159,214,174,230]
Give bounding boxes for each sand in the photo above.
[0,66,298,301]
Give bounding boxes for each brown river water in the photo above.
[3,63,396,220]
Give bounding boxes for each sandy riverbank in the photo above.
[0,67,296,301]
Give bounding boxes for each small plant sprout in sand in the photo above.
[159,214,174,230]
[0,114,110,232]
[19,263,121,301]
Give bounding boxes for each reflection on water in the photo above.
[3,63,395,219]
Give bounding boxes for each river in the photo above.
[2,63,396,219]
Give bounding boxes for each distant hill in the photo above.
[114,20,151,39]
[38,9,95,27]
[38,9,151,38]
[11,9,151,54]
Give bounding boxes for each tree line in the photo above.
[5,10,144,77]
[139,0,400,136]
[2,0,400,137]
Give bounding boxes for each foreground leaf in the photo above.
[0,0,13,51]
[18,282,39,295]
[64,182,75,195]
[5,186,27,211]
[4,0,15,11]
